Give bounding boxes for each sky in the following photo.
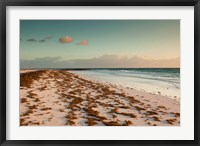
[20,20,180,68]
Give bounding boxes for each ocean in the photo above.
[71,68,180,101]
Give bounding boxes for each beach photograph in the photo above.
[20,20,180,126]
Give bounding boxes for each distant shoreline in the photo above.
[20,68,180,71]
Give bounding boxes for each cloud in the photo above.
[25,35,54,43]
[77,40,88,46]
[39,39,46,43]
[59,36,73,43]
[27,38,37,42]
[46,35,54,40]
[20,55,180,69]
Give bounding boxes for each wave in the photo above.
[89,69,180,88]
[71,69,180,99]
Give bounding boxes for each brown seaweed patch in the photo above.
[32,122,40,125]
[118,106,130,109]
[170,112,180,117]
[21,98,27,103]
[117,112,137,118]
[65,111,77,125]
[59,108,65,112]
[134,106,145,111]
[85,106,100,117]
[110,107,137,118]
[157,105,167,110]
[20,70,46,88]
[109,107,118,113]
[147,122,151,125]
[112,114,117,118]
[129,96,141,104]
[85,106,107,121]
[152,116,161,122]
[85,118,97,126]
[38,85,47,91]
[146,111,158,115]
[21,109,33,116]
[166,119,176,125]
[123,120,133,126]
[28,105,37,110]
[34,98,41,102]
[27,92,37,99]
[67,98,83,109]
[41,107,52,111]
[103,121,121,126]
[20,118,25,126]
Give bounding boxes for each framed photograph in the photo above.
[0,0,199,145]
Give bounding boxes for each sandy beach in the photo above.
[20,70,180,126]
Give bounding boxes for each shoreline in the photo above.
[70,70,180,101]
[20,69,180,126]
[70,70,180,102]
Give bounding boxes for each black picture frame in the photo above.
[0,0,199,146]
